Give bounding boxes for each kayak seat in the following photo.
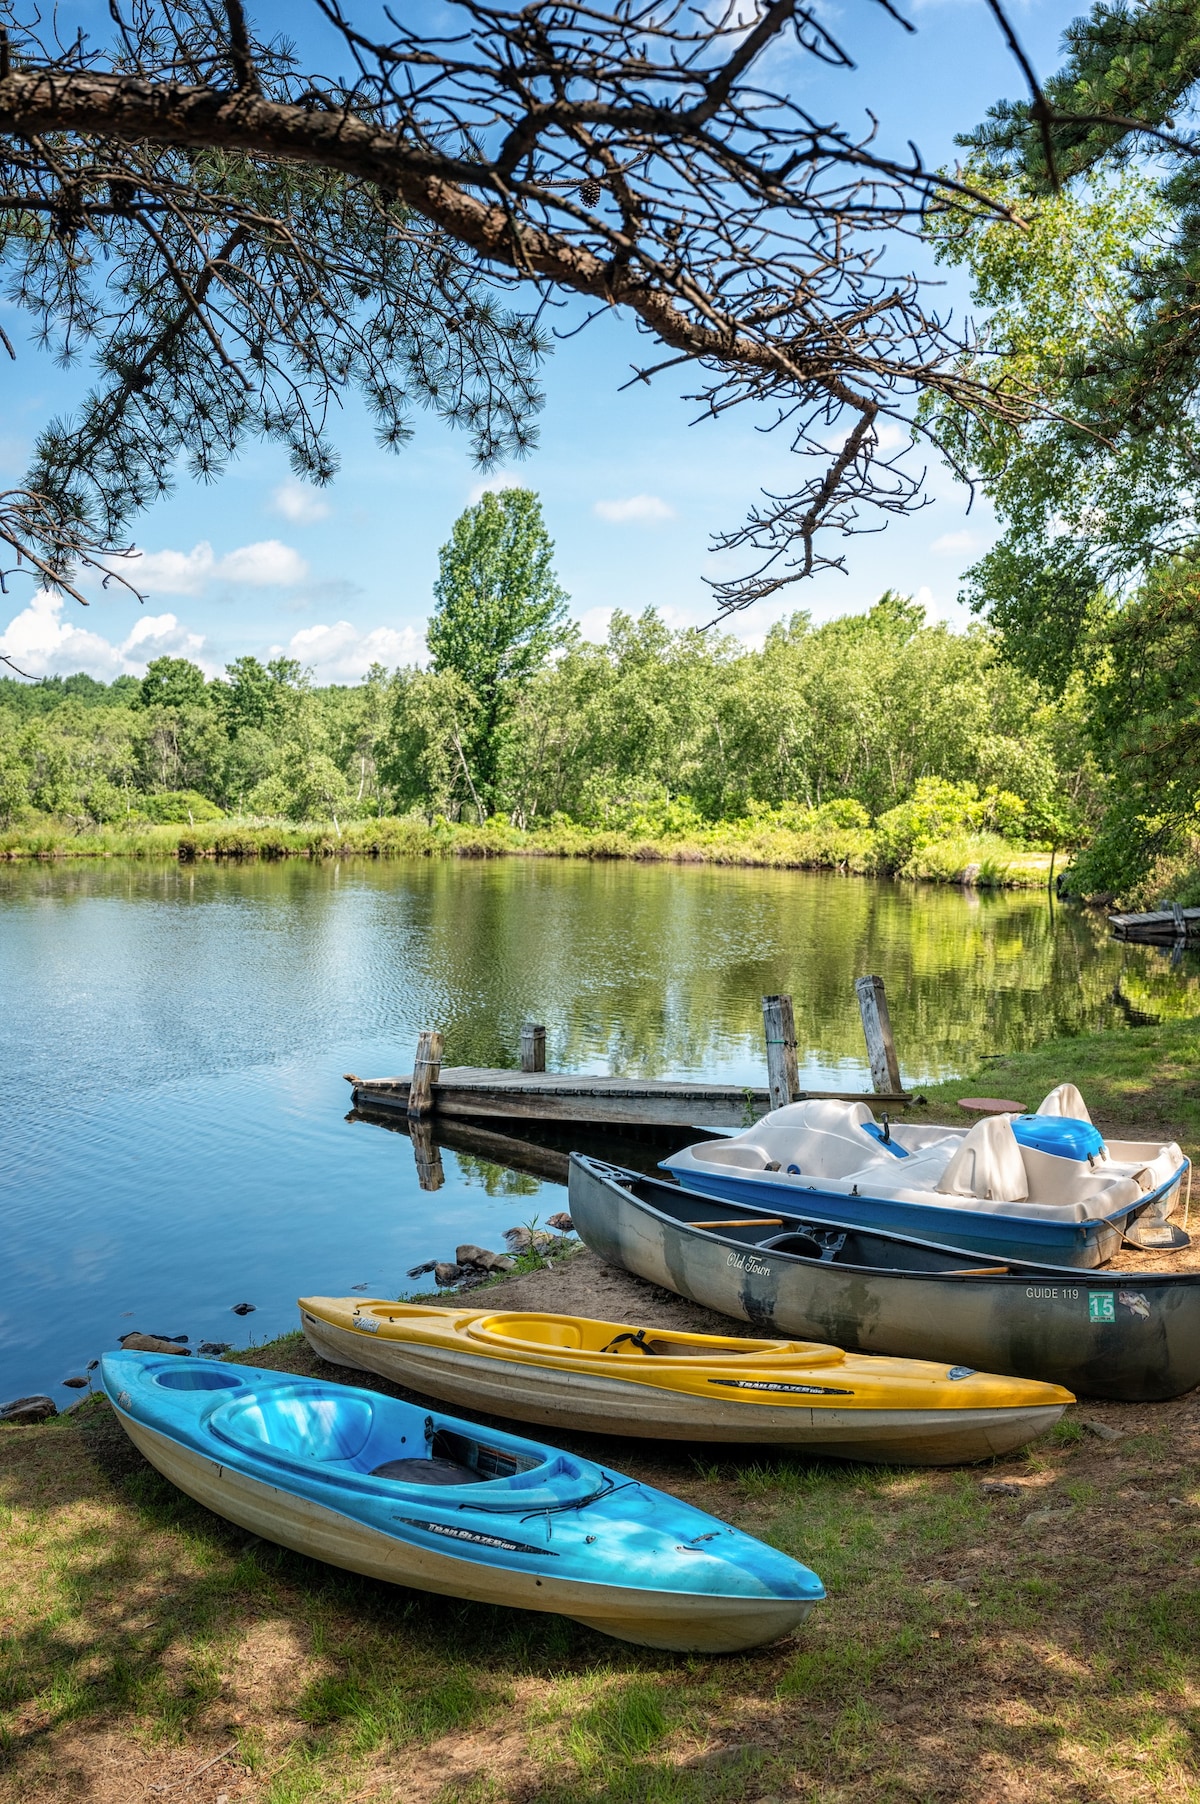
[476,1315,583,1350]
[370,1456,483,1485]
[602,1329,662,1356]
[217,1392,375,1463]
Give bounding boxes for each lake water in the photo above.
[1,857,1194,1402]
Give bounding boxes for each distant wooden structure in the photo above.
[345,987,912,1153]
[1109,904,1200,945]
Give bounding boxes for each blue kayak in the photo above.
[101,1350,824,1651]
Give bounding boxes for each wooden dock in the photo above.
[345,978,913,1137]
[1110,905,1200,944]
[346,1067,910,1132]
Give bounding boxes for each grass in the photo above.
[2,1331,1198,1804]
[0,811,1054,889]
[912,1016,1200,1165]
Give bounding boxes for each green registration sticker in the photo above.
[1089,1292,1116,1323]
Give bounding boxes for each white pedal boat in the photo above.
[663,1085,1189,1269]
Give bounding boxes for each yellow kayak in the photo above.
[298,1297,1073,1465]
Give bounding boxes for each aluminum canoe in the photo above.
[101,1348,823,1652]
[567,1155,1200,1402]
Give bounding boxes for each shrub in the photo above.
[138,790,225,823]
[872,778,1028,872]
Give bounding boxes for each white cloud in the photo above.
[125,542,216,595]
[276,619,427,682]
[594,494,675,524]
[913,582,968,626]
[216,540,309,587]
[120,538,308,595]
[272,481,331,524]
[0,589,208,679]
[578,605,615,643]
[468,473,530,505]
[930,529,982,556]
[874,422,913,453]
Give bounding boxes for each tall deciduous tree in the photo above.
[427,489,569,813]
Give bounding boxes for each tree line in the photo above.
[0,493,1095,851]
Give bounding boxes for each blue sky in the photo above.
[0,0,1081,684]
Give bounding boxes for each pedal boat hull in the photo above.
[662,1103,1189,1269]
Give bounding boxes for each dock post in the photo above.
[407,1029,444,1119]
[762,995,799,1111]
[520,1022,547,1073]
[409,1119,445,1191]
[855,975,902,1095]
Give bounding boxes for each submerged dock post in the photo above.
[520,1022,547,1073]
[407,1029,444,1119]
[762,994,799,1111]
[855,975,902,1095]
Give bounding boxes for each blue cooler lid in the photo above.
[1011,1115,1105,1161]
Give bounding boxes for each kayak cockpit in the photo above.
[466,1311,839,1364]
[203,1382,596,1504]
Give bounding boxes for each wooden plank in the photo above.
[407,1030,443,1119]
[520,1023,547,1073]
[762,994,799,1111]
[855,974,902,1095]
[688,1217,786,1228]
[421,1086,765,1130]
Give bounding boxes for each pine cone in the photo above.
[580,178,601,208]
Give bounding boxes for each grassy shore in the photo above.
[0,813,1053,889]
[2,1320,1198,1804]
[3,1026,1197,1803]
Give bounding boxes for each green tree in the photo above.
[138,657,210,711]
[426,489,569,811]
[922,0,1200,891]
[218,656,307,736]
[380,668,483,820]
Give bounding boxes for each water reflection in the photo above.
[0,857,1195,1401]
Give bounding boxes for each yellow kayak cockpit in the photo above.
[466,1311,846,1365]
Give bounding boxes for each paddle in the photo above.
[686,1218,785,1229]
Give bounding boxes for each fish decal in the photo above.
[1118,1290,1151,1319]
